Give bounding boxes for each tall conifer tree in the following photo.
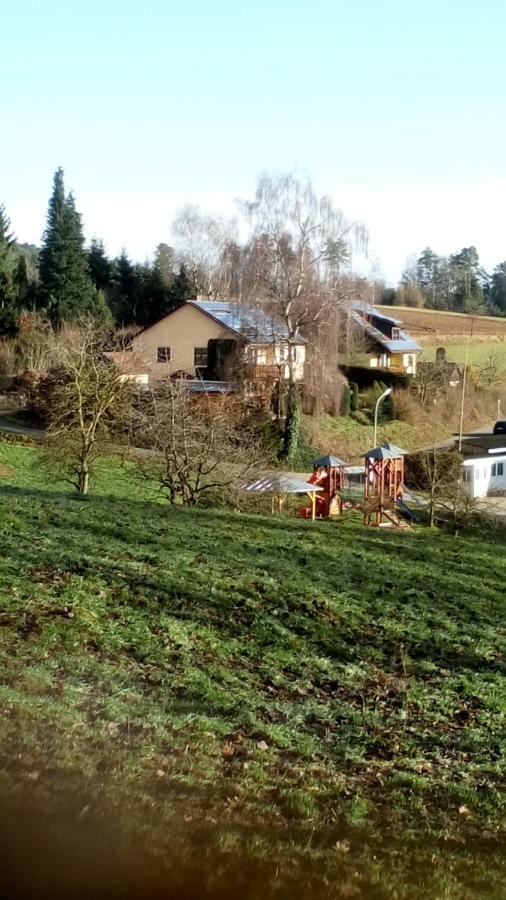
[39,168,105,324]
[0,204,19,331]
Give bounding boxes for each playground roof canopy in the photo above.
[242,474,323,494]
[363,443,407,460]
[312,454,348,468]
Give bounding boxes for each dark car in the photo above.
[493,420,506,435]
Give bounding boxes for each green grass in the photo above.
[0,440,505,897]
[420,342,506,367]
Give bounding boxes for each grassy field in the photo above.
[377,305,506,367]
[0,441,505,898]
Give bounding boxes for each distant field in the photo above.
[377,305,506,345]
[375,306,506,368]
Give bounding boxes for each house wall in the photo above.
[131,304,235,381]
[131,304,306,383]
[462,456,506,498]
[369,351,418,375]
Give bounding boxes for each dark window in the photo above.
[391,327,400,339]
[493,462,504,476]
[157,347,171,363]
[194,347,208,367]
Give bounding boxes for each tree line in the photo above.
[0,168,194,334]
[384,246,506,315]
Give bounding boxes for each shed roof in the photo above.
[312,454,348,468]
[189,300,305,344]
[457,434,506,457]
[363,443,407,460]
[242,474,323,494]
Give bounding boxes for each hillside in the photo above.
[0,441,505,899]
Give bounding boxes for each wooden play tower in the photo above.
[308,454,348,518]
[363,443,406,527]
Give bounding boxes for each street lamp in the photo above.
[373,387,392,447]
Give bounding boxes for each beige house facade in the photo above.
[121,300,306,386]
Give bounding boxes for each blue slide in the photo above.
[396,499,418,524]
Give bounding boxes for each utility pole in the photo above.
[458,316,475,451]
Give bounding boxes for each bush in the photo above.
[394,391,419,424]
[349,381,359,412]
[340,386,351,417]
[350,409,370,426]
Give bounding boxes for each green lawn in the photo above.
[0,440,505,898]
[420,341,506,367]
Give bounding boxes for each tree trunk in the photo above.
[279,381,300,462]
[77,464,89,495]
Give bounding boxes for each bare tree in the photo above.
[475,350,505,388]
[406,446,463,527]
[240,172,368,458]
[40,323,132,494]
[171,205,238,298]
[129,381,265,506]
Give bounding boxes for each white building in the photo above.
[460,434,506,499]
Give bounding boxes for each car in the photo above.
[493,420,506,435]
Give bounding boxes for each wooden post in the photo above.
[311,491,316,521]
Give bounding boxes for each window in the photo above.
[194,347,208,368]
[492,462,504,477]
[157,346,171,363]
[255,349,267,366]
[391,327,400,340]
[462,468,472,483]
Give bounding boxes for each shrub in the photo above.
[340,386,351,417]
[349,381,359,412]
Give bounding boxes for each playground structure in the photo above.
[297,455,347,519]
[243,473,323,520]
[362,443,415,527]
[242,444,418,528]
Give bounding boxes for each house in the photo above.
[408,432,506,500]
[459,433,506,498]
[348,304,421,375]
[116,300,306,388]
[416,348,462,400]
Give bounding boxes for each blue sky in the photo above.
[2,0,506,282]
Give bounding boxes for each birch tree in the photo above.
[240,172,367,459]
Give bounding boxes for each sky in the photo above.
[2,0,506,284]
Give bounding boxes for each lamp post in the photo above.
[373,387,392,447]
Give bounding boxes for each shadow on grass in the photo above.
[1,484,504,679]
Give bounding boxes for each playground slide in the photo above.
[396,499,418,524]
[401,487,424,508]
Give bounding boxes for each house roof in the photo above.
[312,454,348,468]
[242,474,323,494]
[352,303,402,326]
[189,300,305,344]
[350,304,422,354]
[457,433,506,458]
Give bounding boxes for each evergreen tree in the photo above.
[154,243,175,290]
[110,250,139,324]
[88,239,112,292]
[170,264,194,307]
[490,261,506,315]
[349,382,359,412]
[38,168,97,323]
[0,205,19,332]
[339,386,351,417]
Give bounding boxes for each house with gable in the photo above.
[348,304,422,375]
[110,299,306,390]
